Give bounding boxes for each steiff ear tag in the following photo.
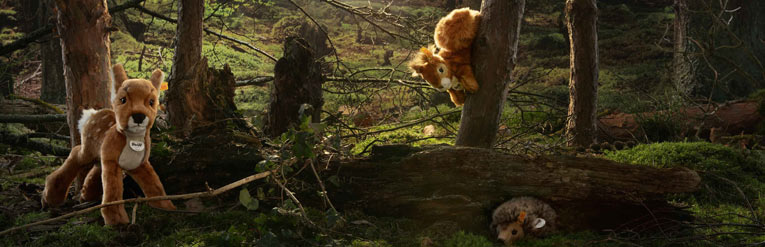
[129,141,145,152]
[533,218,546,229]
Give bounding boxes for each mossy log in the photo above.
[599,100,763,141]
[333,146,700,234]
[150,131,263,194]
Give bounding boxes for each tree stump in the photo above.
[332,146,700,234]
[265,37,323,137]
[166,57,244,136]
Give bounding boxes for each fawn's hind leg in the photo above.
[42,145,96,207]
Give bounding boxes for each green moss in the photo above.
[514,231,615,247]
[441,231,493,247]
[13,212,49,226]
[271,15,307,41]
[604,142,743,171]
[235,85,270,119]
[604,142,765,204]
[689,200,765,245]
[32,223,117,247]
[531,33,566,51]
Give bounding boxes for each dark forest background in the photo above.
[0,0,763,246]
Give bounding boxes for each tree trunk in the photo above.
[265,37,324,138]
[565,0,599,147]
[54,0,113,146]
[455,0,525,148]
[0,60,12,99]
[167,0,203,132]
[18,0,41,33]
[334,146,700,233]
[40,0,66,104]
[445,0,456,10]
[165,0,243,136]
[672,0,694,96]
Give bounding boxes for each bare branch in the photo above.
[132,4,277,62]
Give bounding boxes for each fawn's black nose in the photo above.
[131,113,146,124]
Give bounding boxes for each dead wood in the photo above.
[333,146,700,233]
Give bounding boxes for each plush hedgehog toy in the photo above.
[491,197,557,245]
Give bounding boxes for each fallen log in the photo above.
[0,114,67,123]
[599,100,763,141]
[235,76,274,87]
[0,131,71,156]
[333,146,700,234]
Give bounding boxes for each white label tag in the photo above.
[129,141,145,152]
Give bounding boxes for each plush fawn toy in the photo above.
[409,8,481,106]
[42,64,175,225]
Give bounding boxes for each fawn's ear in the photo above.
[518,211,526,223]
[112,64,128,92]
[150,69,164,90]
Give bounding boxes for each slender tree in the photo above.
[40,0,66,104]
[455,0,525,148]
[564,0,598,147]
[166,0,203,132]
[54,0,113,193]
[165,0,242,136]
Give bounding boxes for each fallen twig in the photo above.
[0,170,274,236]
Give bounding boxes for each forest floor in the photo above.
[1,0,765,246]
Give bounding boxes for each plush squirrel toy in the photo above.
[409,8,481,106]
[491,197,557,245]
[42,64,176,225]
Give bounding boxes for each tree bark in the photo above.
[455,0,525,148]
[40,0,66,104]
[444,0,456,10]
[166,0,203,132]
[565,0,599,147]
[265,37,324,138]
[0,60,12,99]
[672,0,694,96]
[54,0,113,146]
[334,146,700,233]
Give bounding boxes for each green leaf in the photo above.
[292,132,315,159]
[326,209,342,228]
[257,187,266,200]
[239,188,259,210]
[328,175,340,187]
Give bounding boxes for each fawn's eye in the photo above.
[512,229,518,235]
[438,67,444,73]
[120,97,126,104]
[149,99,155,106]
